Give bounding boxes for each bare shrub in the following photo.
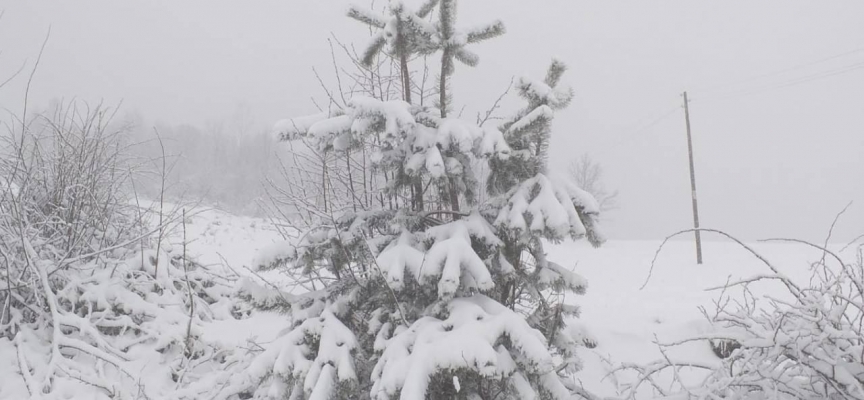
[0,101,236,398]
[617,228,864,400]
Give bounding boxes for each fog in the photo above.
[2,0,862,243]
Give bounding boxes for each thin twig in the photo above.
[641,228,798,296]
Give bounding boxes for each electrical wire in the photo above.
[692,47,864,95]
[694,60,864,102]
[586,48,864,157]
[589,105,680,157]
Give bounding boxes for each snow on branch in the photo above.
[347,4,387,29]
[273,112,333,142]
[465,20,506,44]
[371,294,572,400]
[515,76,573,111]
[494,174,591,242]
[376,216,499,300]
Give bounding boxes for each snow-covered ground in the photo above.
[177,207,839,397]
[0,205,842,399]
[161,206,295,350]
[549,239,834,396]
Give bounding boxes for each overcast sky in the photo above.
[2,0,862,244]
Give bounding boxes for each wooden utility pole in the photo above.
[682,92,703,264]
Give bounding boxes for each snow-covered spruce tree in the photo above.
[234,1,604,399]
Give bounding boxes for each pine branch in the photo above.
[544,59,568,87]
[466,20,506,43]
[346,5,387,28]
[438,0,456,38]
[453,48,479,67]
[416,0,440,18]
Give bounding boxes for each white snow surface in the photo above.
[0,204,843,399]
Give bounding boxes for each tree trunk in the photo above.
[400,54,412,104]
[399,53,424,211]
[439,55,460,216]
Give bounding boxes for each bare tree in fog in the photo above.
[569,153,618,212]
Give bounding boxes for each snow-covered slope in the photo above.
[181,207,835,397]
[0,205,838,399]
[549,239,830,396]
[158,206,295,350]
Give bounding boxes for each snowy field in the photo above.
[3,206,840,399]
[547,239,838,396]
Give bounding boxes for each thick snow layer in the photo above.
[309,115,353,151]
[544,239,837,397]
[371,294,563,399]
[376,218,498,298]
[276,96,512,184]
[495,173,589,240]
[0,204,843,399]
[348,96,415,140]
[0,338,28,399]
[154,204,290,284]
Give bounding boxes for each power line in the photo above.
[695,60,864,102]
[586,48,864,156]
[693,47,864,94]
[590,105,680,157]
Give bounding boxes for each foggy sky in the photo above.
[1,0,862,244]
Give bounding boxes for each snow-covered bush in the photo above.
[617,231,864,400]
[235,1,605,399]
[0,102,237,399]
